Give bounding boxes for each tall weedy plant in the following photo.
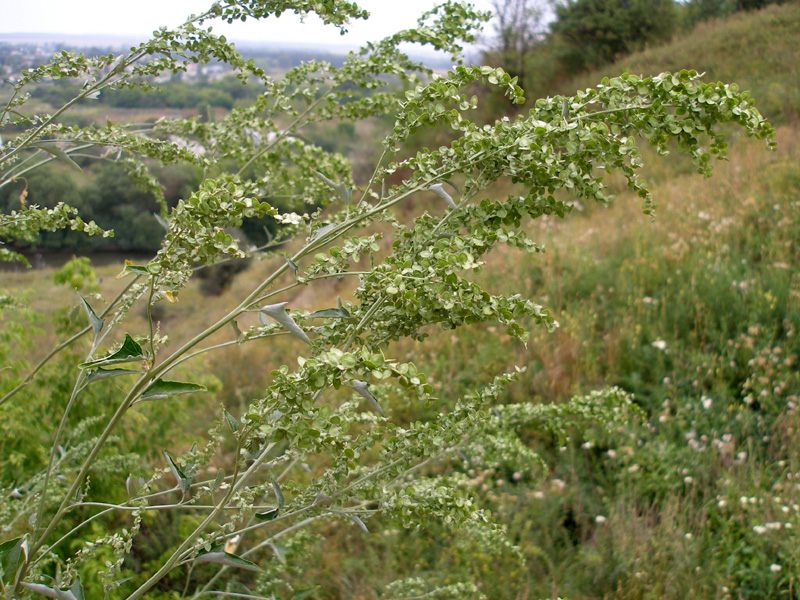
[0,1,775,597]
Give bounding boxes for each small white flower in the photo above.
[766,522,782,530]
[274,212,304,225]
[753,525,768,535]
[595,515,608,525]
[702,395,713,410]
[770,564,782,572]
[651,340,668,351]
[684,476,694,484]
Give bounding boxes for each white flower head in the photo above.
[651,340,668,351]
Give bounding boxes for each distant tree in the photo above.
[551,0,677,71]
[682,0,783,25]
[489,0,550,95]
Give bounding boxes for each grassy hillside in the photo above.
[562,1,800,123]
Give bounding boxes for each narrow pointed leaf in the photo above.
[231,319,243,340]
[352,380,384,416]
[429,183,457,209]
[163,450,190,494]
[442,179,460,195]
[309,223,336,242]
[0,536,26,585]
[126,474,137,499]
[69,578,85,600]
[261,303,311,345]
[20,582,76,600]
[269,543,286,564]
[307,308,354,320]
[210,469,225,492]
[224,410,239,432]
[194,550,260,572]
[86,368,139,383]
[79,334,143,369]
[350,515,369,534]
[77,295,103,337]
[313,170,348,200]
[271,477,285,508]
[285,255,298,274]
[153,213,169,232]
[33,142,82,173]
[255,507,279,521]
[139,379,206,401]
[292,589,319,599]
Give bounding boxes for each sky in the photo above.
[0,0,498,50]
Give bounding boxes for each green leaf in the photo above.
[77,295,103,337]
[255,507,279,521]
[78,334,143,369]
[269,542,286,564]
[350,515,369,534]
[272,477,285,508]
[163,450,191,494]
[285,255,299,274]
[85,368,139,383]
[32,141,82,173]
[194,549,260,572]
[19,582,76,600]
[0,536,26,586]
[231,320,243,340]
[292,589,319,599]
[153,213,169,232]
[307,308,355,321]
[210,469,225,492]
[139,379,207,401]
[69,579,85,600]
[224,409,239,432]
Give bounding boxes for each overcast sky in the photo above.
[1,0,498,49]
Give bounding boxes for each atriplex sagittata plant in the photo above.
[0,0,774,597]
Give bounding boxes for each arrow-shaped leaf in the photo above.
[223,410,239,432]
[307,308,354,321]
[0,536,27,586]
[69,579,85,600]
[77,295,103,337]
[429,183,457,209]
[271,477,285,508]
[210,469,225,493]
[350,515,369,534]
[285,255,299,274]
[261,303,311,345]
[78,334,143,369]
[163,450,191,495]
[33,142,82,173]
[139,379,206,401]
[269,543,286,564]
[153,213,169,232]
[352,380,384,416]
[20,582,76,600]
[85,368,139,384]
[194,549,260,572]
[255,507,279,521]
